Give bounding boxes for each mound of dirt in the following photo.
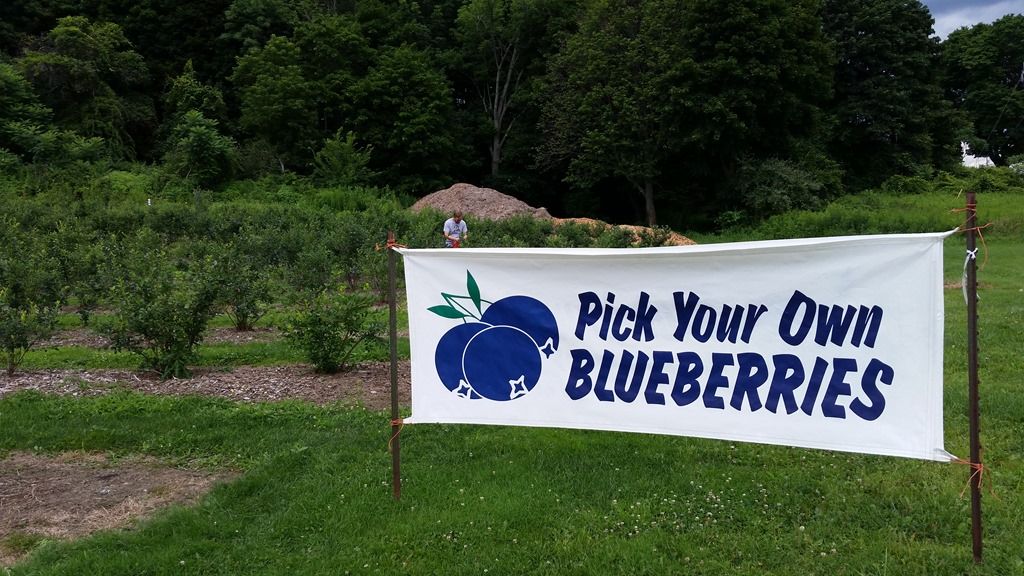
[411,183,695,246]
[411,183,553,221]
[553,218,696,247]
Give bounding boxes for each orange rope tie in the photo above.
[953,217,993,271]
[388,418,404,453]
[375,239,408,252]
[951,458,998,500]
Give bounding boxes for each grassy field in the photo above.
[1,192,1023,574]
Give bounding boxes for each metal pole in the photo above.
[387,230,401,500]
[965,192,982,563]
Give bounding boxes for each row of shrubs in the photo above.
[0,166,674,377]
[3,163,1021,377]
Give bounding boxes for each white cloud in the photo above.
[932,0,1023,38]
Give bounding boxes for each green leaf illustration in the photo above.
[467,271,481,313]
[428,305,466,319]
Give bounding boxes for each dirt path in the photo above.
[0,452,234,566]
[0,361,412,566]
[0,361,412,411]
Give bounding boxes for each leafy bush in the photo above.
[547,220,600,248]
[1008,155,1024,176]
[735,157,834,220]
[312,130,376,186]
[0,289,59,375]
[0,218,61,375]
[162,110,237,189]
[215,244,273,331]
[284,289,384,373]
[44,223,111,325]
[101,237,220,378]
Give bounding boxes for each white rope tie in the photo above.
[962,248,978,305]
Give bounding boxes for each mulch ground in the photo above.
[1,361,411,411]
[1,336,412,566]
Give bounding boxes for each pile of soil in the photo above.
[411,183,553,221]
[411,183,694,246]
[552,218,696,247]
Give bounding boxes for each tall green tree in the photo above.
[943,15,1024,166]
[0,0,78,56]
[540,0,832,226]
[89,0,233,86]
[220,0,302,56]
[293,15,373,134]
[17,16,155,159]
[456,0,579,178]
[539,0,695,226]
[231,34,317,170]
[351,45,463,193]
[822,0,962,188]
[0,61,104,164]
[163,60,229,125]
[163,110,237,188]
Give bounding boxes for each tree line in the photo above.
[1,0,1022,228]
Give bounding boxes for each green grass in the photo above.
[3,184,1022,574]
[1,237,1022,575]
[0,533,45,559]
[686,188,1024,244]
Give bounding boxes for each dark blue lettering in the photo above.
[644,351,673,405]
[693,305,716,343]
[821,358,857,419]
[702,353,734,409]
[672,291,700,341]
[633,292,657,342]
[814,304,857,346]
[671,352,703,406]
[730,353,768,411]
[799,357,830,416]
[612,350,636,402]
[611,305,635,341]
[599,292,615,340]
[851,305,883,348]
[850,358,893,420]
[593,350,615,402]
[617,351,648,402]
[565,349,594,400]
[766,354,804,414]
[716,305,743,343]
[780,290,815,346]
[574,292,601,340]
[740,304,768,343]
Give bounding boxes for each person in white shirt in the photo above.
[442,210,468,247]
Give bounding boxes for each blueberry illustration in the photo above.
[435,322,487,393]
[463,325,542,401]
[481,296,559,357]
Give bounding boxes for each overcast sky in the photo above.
[923,0,1024,38]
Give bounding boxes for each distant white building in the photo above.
[961,142,994,167]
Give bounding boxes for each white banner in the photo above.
[399,232,954,461]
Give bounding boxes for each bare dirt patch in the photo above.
[0,451,233,566]
[38,328,110,349]
[0,360,410,565]
[0,362,411,411]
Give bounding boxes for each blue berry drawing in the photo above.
[430,271,558,401]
